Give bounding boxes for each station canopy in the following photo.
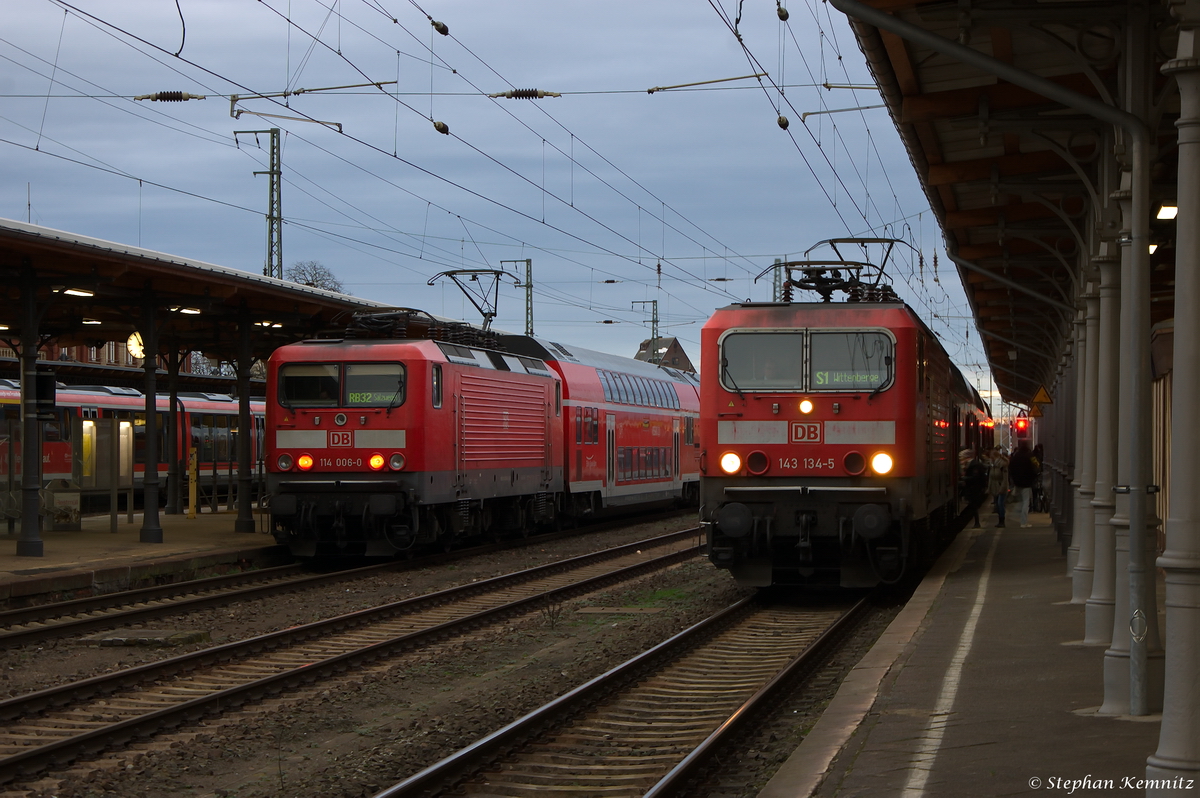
[841,2,1177,404]
[0,217,388,369]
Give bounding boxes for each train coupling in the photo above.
[795,512,815,563]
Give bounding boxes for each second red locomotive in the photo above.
[267,310,699,557]
[699,244,989,588]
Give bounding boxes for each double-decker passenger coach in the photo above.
[699,241,989,588]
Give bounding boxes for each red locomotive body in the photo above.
[699,300,988,588]
[267,311,699,558]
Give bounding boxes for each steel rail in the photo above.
[374,596,867,798]
[374,597,759,798]
[643,595,870,797]
[0,510,695,648]
[0,533,701,784]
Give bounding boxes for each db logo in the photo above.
[790,422,822,443]
[330,431,352,447]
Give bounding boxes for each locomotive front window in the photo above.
[808,331,892,392]
[719,332,804,391]
[344,363,406,407]
[279,364,340,407]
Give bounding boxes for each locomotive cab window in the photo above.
[279,364,340,407]
[345,363,406,407]
[808,331,893,392]
[719,331,804,391]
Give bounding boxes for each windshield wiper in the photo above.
[386,379,405,415]
[867,356,892,401]
[721,359,745,400]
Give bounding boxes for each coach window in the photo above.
[576,407,583,444]
[720,332,803,391]
[432,365,443,408]
[590,407,599,444]
[213,415,230,462]
[808,331,893,392]
[637,378,651,406]
[345,363,406,408]
[279,364,340,407]
[635,376,649,406]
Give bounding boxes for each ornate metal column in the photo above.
[1067,301,1088,580]
[164,347,181,516]
[16,264,42,557]
[140,292,163,544]
[1085,252,1119,643]
[1148,0,1200,785]
[1103,4,1163,714]
[1071,287,1097,601]
[235,307,255,533]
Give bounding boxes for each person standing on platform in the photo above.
[988,447,1009,528]
[1009,442,1038,528]
[963,451,988,528]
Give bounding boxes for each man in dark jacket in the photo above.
[963,452,988,528]
[1009,442,1038,527]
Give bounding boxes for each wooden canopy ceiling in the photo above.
[0,218,386,363]
[841,1,1178,404]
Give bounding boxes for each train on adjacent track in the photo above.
[0,381,265,523]
[699,240,991,588]
[266,309,700,557]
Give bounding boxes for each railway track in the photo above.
[0,530,701,786]
[0,510,695,648]
[377,594,868,798]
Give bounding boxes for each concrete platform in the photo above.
[0,508,289,606]
[761,512,1169,798]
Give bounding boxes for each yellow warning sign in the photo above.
[1032,385,1053,405]
[1028,404,1044,418]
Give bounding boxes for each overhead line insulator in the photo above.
[134,92,206,102]
[431,20,449,36]
[487,89,563,100]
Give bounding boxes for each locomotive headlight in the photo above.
[389,453,406,471]
[799,399,814,414]
[297,454,315,471]
[870,452,894,475]
[368,453,386,471]
[277,453,294,471]
[719,451,743,474]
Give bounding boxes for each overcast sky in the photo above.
[0,0,995,398]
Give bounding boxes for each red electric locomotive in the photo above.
[699,243,989,588]
[267,310,699,557]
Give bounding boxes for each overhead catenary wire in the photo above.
[243,0,754,303]
[12,1,981,359]
[36,0,740,318]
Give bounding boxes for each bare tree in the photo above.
[286,260,344,293]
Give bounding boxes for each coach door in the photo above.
[672,418,681,489]
[79,407,99,488]
[605,414,616,499]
